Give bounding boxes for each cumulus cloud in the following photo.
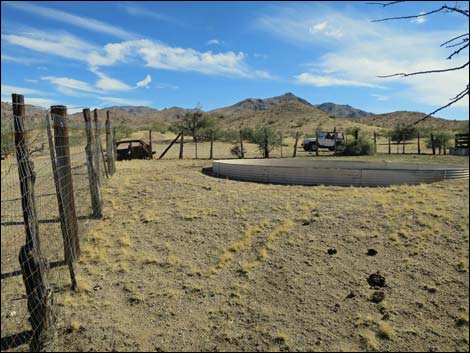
[136,74,152,88]
[207,39,221,45]
[295,73,381,88]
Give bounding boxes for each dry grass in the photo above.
[38,155,469,352]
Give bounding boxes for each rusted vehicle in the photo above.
[115,139,155,161]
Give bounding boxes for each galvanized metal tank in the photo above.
[212,159,469,186]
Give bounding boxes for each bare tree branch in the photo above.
[412,86,469,125]
[447,43,469,60]
[366,1,405,7]
[441,33,469,47]
[377,61,469,78]
[370,1,469,125]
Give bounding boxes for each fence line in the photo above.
[1,94,117,352]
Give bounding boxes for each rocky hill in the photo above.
[314,102,372,119]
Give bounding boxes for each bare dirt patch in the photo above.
[52,156,469,352]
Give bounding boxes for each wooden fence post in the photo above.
[209,131,214,160]
[179,133,184,160]
[111,127,116,170]
[293,131,300,157]
[105,111,114,175]
[417,132,421,155]
[149,129,153,159]
[333,127,338,154]
[14,94,56,351]
[280,132,283,158]
[264,128,269,158]
[373,131,377,154]
[83,109,102,219]
[159,133,181,159]
[93,109,101,183]
[315,130,319,156]
[239,130,245,159]
[51,105,80,263]
[431,134,436,155]
[45,113,77,291]
[388,135,391,154]
[402,135,406,154]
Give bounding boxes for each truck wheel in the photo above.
[309,142,318,152]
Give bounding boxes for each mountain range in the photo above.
[1,93,467,133]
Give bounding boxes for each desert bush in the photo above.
[426,131,453,154]
[114,125,136,141]
[390,124,419,142]
[345,126,361,140]
[1,120,14,155]
[150,120,169,134]
[339,136,375,156]
[251,126,282,157]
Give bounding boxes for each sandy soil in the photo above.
[49,153,470,352]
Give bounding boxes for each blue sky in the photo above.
[1,1,468,119]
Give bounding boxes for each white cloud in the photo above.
[309,21,343,38]
[5,2,135,40]
[92,70,134,91]
[120,4,183,26]
[99,96,152,106]
[2,31,97,62]
[257,4,469,108]
[295,73,381,88]
[5,30,274,80]
[136,74,152,88]
[1,84,48,96]
[41,76,101,94]
[24,79,38,83]
[371,94,389,101]
[24,97,56,107]
[411,13,427,24]
[207,39,221,45]
[1,54,43,65]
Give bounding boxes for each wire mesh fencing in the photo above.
[1,97,115,352]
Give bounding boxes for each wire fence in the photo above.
[1,96,115,352]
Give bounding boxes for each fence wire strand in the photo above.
[1,108,112,351]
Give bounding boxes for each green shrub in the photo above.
[150,120,169,134]
[339,137,375,156]
[390,124,419,142]
[426,131,453,154]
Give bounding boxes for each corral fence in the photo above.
[1,94,117,352]
[151,127,456,160]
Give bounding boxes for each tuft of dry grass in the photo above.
[361,330,379,350]
[377,321,394,339]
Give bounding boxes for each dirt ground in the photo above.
[48,152,470,352]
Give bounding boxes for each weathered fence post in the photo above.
[443,141,447,155]
[264,128,269,158]
[83,109,102,219]
[388,135,391,154]
[315,130,319,156]
[159,133,181,159]
[373,131,377,154]
[293,131,300,157]
[179,133,184,160]
[14,94,56,351]
[149,129,153,159]
[209,131,214,160]
[93,109,101,183]
[105,111,114,175]
[280,132,283,158]
[45,112,77,291]
[239,130,245,159]
[51,105,80,263]
[354,129,359,141]
[431,133,436,155]
[112,127,117,166]
[417,132,421,155]
[402,134,406,154]
[333,127,338,154]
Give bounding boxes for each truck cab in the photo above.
[302,131,344,152]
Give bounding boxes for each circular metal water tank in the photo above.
[212,159,469,186]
